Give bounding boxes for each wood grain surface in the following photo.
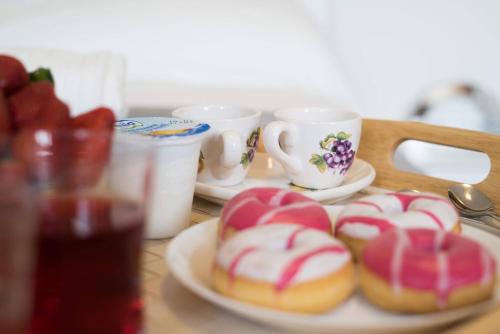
[357,119,500,208]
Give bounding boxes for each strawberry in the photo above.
[0,90,11,154]
[12,128,66,183]
[71,107,115,131]
[0,55,29,96]
[0,160,29,211]
[7,81,66,129]
[37,96,71,129]
[0,159,27,185]
[9,82,70,181]
[66,107,116,188]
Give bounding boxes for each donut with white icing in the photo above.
[219,187,332,241]
[335,192,460,259]
[360,228,496,313]
[213,224,354,313]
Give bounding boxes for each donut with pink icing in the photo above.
[213,223,354,313]
[334,192,460,259]
[219,187,332,241]
[360,228,496,313]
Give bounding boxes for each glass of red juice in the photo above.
[21,129,152,334]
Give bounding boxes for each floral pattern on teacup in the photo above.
[240,127,261,169]
[309,131,355,175]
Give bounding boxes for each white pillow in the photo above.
[1,46,126,118]
[0,0,355,115]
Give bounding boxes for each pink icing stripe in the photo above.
[335,216,394,236]
[221,197,259,237]
[389,193,450,211]
[255,201,322,226]
[414,209,445,229]
[228,246,257,281]
[275,245,346,291]
[350,200,383,213]
[285,227,308,250]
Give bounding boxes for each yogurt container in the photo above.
[113,117,210,238]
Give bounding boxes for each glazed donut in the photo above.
[335,192,460,259]
[360,228,496,313]
[219,187,332,241]
[213,224,354,313]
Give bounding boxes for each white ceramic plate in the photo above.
[167,206,500,334]
[195,153,376,205]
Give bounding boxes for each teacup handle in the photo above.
[263,121,302,174]
[220,130,244,169]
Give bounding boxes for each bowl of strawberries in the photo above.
[1,54,117,188]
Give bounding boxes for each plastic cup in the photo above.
[114,117,210,239]
[15,129,152,334]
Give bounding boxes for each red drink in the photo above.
[30,195,144,334]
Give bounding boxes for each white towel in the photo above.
[1,46,127,118]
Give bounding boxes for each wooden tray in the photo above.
[357,119,500,209]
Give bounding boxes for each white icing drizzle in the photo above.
[222,197,258,226]
[434,229,446,251]
[390,228,410,294]
[337,192,458,240]
[269,189,290,207]
[436,253,450,308]
[254,201,321,226]
[217,224,349,284]
[433,230,450,308]
[480,247,493,286]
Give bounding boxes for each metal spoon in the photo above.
[449,184,493,212]
[448,184,500,221]
[459,216,500,237]
[448,194,500,233]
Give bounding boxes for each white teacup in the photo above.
[263,107,361,190]
[172,105,262,186]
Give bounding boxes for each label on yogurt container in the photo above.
[115,117,210,139]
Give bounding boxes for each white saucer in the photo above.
[195,153,376,205]
[166,208,500,333]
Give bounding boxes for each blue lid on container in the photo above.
[115,117,210,145]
